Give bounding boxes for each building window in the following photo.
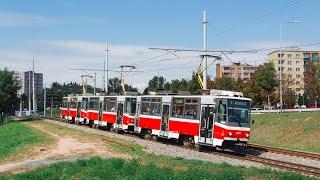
[223,67,230,70]
[296,88,300,92]
[296,68,300,72]
[278,53,284,58]
[288,54,292,58]
[296,61,300,65]
[288,68,292,72]
[296,81,300,85]
[296,54,300,59]
[296,74,301,79]
[288,61,292,65]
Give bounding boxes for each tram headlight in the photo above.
[245,133,250,138]
[228,132,232,137]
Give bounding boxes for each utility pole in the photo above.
[28,71,31,114]
[105,42,109,93]
[94,72,96,95]
[202,11,208,90]
[43,84,46,116]
[32,59,36,114]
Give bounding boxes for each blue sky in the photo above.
[0,0,319,91]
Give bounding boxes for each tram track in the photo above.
[248,143,320,161]
[41,116,320,177]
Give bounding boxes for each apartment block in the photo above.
[267,50,320,96]
[216,62,258,82]
[23,71,43,96]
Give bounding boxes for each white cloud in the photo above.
[0,11,109,27]
[0,11,61,27]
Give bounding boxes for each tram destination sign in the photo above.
[227,99,250,109]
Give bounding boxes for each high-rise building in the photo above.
[216,63,258,82]
[13,71,23,96]
[23,71,43,96]
[267,50,320,96]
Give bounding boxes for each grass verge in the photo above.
[250,111,320,153]
[1,156,312,180]
[0,121,51,163]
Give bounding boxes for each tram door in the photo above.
[160,104,170,137]
[116,102,124,129]
[98,102,103,123]
[199,105,215,145]
[134,103,141,132]
[76,101,81,118]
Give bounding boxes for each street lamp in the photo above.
[279,20,302,112]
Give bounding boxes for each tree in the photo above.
[304,60,320,105]
[251,62,278,107]
[0,68,21,124]
[213,76,233,91]
[187,73,200,94]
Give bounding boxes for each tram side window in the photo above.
[104,98,116,112]
[89,98,100,110]
[62,99,68,108]
[141,98,161,116]
[82,98,88,110]
[172,98,199,119]
[70,98,77,109]
[217,100,227,122]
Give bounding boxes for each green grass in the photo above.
[250,111,320,153]
[0,121,50,162]
[38,109,60,117]
[1,157,311,180]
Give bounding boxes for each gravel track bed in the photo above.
[44,120,265,168]
[258,152,320,169]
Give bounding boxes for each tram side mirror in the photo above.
[252,119,255,124]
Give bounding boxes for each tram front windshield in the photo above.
[227,99,250,126]
[217,99,251,127]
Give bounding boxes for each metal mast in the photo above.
[28,71,31,113]
[106,42,109,93]
[202,11,208,90]
[32,59,36,113]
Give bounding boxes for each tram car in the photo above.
[60,94,89,124]
[134,90,251,150]
[86,95,137,131]
[60,96,77,123]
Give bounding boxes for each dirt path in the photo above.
[0,122,127,175]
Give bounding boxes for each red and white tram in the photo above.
[60,90,251,150]
[86,95,137,131]
[135,90,251,149]
[60,94,89,124]
[60,96,77,123]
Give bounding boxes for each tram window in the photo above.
[62,99,68,108]
[172,98,199,119]
[89,98,100,110]
[70,98,77,109]
[131,98,137,115]
[141,97,161,116]
[104,98,116,112]
[184,104,197,119]
[82,98,88,110]
[125,98,137,116]
[217,101,227,122]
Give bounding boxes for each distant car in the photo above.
[294,105,300,109]
[301,105,306,109]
